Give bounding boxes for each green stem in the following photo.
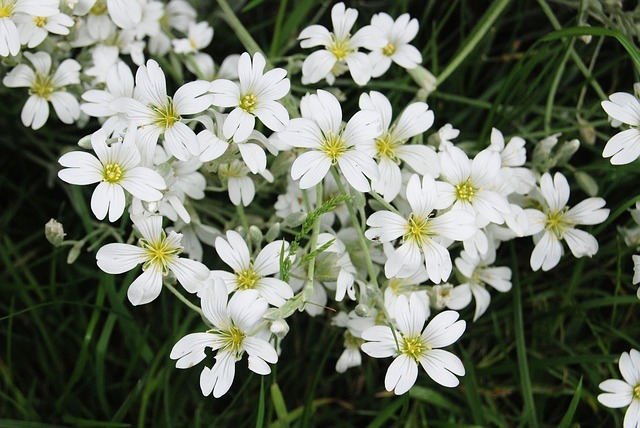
[330,168,378,290]
[544,36,575,132]
[216,0,263,55]
[436,0,511,86]
[302,184,323,303]
[164,282,203,316]
[369,190,401,215]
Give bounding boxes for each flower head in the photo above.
[601,92,640,165]
[170,279,277,398]
[598,349,640,428]
[361,294,466,394]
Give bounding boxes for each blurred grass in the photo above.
[1,0,639,426]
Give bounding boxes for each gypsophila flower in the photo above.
[96,215,209,305]
[3,51,80,129]
[211,230,293,307]
[525,172,609,271]
[598,349,640,428]
[365,173,476,281]
[298,2,385,85]
[368,12,422,78]
[209,51,290,143]
[361,294,466,394]
[280,89,380,192]
[170,278,277,398]
[359,90,439,201]
[58,128,166,222]
[601,92,640,165]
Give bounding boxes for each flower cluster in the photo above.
[3,0,637,412]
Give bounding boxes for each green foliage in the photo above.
[1,0,639,427]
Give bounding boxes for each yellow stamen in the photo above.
[29,73,55,100]
[320,133,348,164]
[239,94,258,113]
[382,43,396,57]
[33,16,47,28]
[102,163,124,183]
[401,335,430,362]
[455,179,477,202]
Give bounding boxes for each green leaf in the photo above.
[557,377,583,428]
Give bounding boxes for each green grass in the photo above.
[1,0,639,426]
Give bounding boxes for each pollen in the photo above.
[33,16,47,28]
[236,266,260,290]
[455,179,477,202]
[634,384,640,400]
[321,133,348,164]
[375,134,399,162]
[382,43,396,57]
[403,214,430,247]
[90,0,107,15]
[140,231,182,275]
[219,325,245,356]
[329,37,352,60]
[102,163,124,183]
[545,209,570,239]
[152,99,180,130]
[0,1,16,18]
[30,73,55,100]
[239,93,258,113]
[401,335,430,362]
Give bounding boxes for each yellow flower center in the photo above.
[218,160,247,179]
[455,179,477,202]
[0,1,16,18]
[634,384,640,400]
[382,43,396,57]
[239,93,258,113]
[401,335,431,362]
[188,39,197,50]
[152,99,180,130]
[33,16,47,27]
[321,133,348,164]
[236,266,261,290]
[140,231,182,275]
[329,36,352,60]
[30,73,55,100]
[90,0,107,15]
[343,330,365,349]
[403,214,431,247]
[545,209,571,239]
[102,163,124,183]
[375,133,399,162]
[216,325,246,357]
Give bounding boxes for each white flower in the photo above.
[211,230,292,307]
[0,0,59,56]
[298,2,385,85]
[81,61,134,137]
[361,294,466,394]
[368,12,422,78]
[14,11,74,48]
[525,172,609,271]
[217,159,273,207]
[383,268,430,321]
[598,349,640,428]
[633,255,640,298]
[58,129,166,222]
[172,21,213,54]
[316,232,357,302]
[447,247,512,321]
[96,215,209,305]
[488,128,536,195]
[170,279,278,398]
[332,310,376,373]
[358,91,439,201]
[3,51,80,129]
[280,89,380,192]
[111,59,214,163]
[437,146,511,227]
[209,51,290,143]
[365,173,476,282]
[601,92,640,165]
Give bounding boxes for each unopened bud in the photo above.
[266,222,281,242]
[270,319,290,339]
[574,171,599,197]
[283,212,306,228]
[45,219,65,247]
[67,241,84,264]
[554,139,580,165]
[407,65,437,97]
[248,225,263,247]
[78,134,92,149]
[354,303,371,317]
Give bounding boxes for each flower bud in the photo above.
[407,65,437,97]
[45,219,65,247]
[575,171,598,197]
[266,222,281,242]
[67,241,84,264]
[354,303,371,317]
[248,225,263,247]
[78,134,92,149]
[270,319,290,339]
